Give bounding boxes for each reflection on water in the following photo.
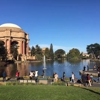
[0,59,99,79]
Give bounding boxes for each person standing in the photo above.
[29,71,33,80]
[93,65,96,70]
[71,72,75,83]
[87,65,89,71]
[90,74,93,85]
[2,71,6,82]
[35,70,38,83]
[52,73,55,82]
[54,73,58,82]
[42,70,45,78]
[87,74,91,86]
[16,70,19,80]
[83,66,86,71]
[98,71,100,83]
[63,72,66,81]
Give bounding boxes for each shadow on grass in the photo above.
[82,87,100,95]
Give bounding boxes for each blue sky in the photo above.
[0,0,100,53]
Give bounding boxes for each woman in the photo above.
[87,74,91,86]
[16,70,19,80]
[71,72,75,83]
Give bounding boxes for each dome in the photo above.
[0,23,21,29]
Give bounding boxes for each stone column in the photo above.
[19,41,22,54]
[26,43,29,55]
[4,39,7,47]
[23,41,25,55]
[9,39,11,54]
[7,39,11,54]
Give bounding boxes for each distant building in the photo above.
[82,53,89,57]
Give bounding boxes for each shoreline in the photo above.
[79,70,98,77]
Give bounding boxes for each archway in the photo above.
[11,41,18,60]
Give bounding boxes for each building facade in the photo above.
[0,23,29,60]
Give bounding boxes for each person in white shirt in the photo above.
[29,71,33,79]
[35,70,38,77]
[71,72,75,83]
[35,70,38,83]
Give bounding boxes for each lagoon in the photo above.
[0,59,99,79]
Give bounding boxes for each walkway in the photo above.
[79,69,98,77]
[0,77,100,87]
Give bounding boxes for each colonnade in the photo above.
[4,38,29,55]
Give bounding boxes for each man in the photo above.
[98,72,100,82]
[35,70,38,83]
[2,71,6,82]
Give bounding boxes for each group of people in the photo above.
[83,66,89,71]
[82,73,94,86]
[93,65,100,71]
[29,70,38,82]
[2,68,100,86]
[2,70,20,82]
[52,72,75,83]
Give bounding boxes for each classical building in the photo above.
[0,23,30,60]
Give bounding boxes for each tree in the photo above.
[31,46,35,56]
[67,48,80,61]
[0,41,7,61]
[35,45,43,60]
[49,44,54,60]
[55,49,65,59]
[44,48,50,59]
[11,42,18,60]
[86,43,100,58]
[35,45,42,56]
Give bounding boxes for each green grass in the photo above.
[0,85,100,100]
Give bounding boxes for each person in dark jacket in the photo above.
[98,71,100,82]
[63,72,66,81]
[2,71,6,82]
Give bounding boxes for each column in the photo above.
[4,39,7,47]
[26,43,29,55]
[19,41,22,54]
[23,41,25,55]
[9,39,11,54]
[7,39,11,54]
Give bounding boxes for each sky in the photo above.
[0,0,100,53]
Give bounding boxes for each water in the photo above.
[0,59,99,79]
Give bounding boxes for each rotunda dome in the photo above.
[0,23,21,29]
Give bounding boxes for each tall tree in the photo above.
[44,48,50,59]
[31,46,35,56]
[35,45,42,60]
[49,43,54,60]
[35,45,42,55]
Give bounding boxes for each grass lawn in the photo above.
[0,85,100,100]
